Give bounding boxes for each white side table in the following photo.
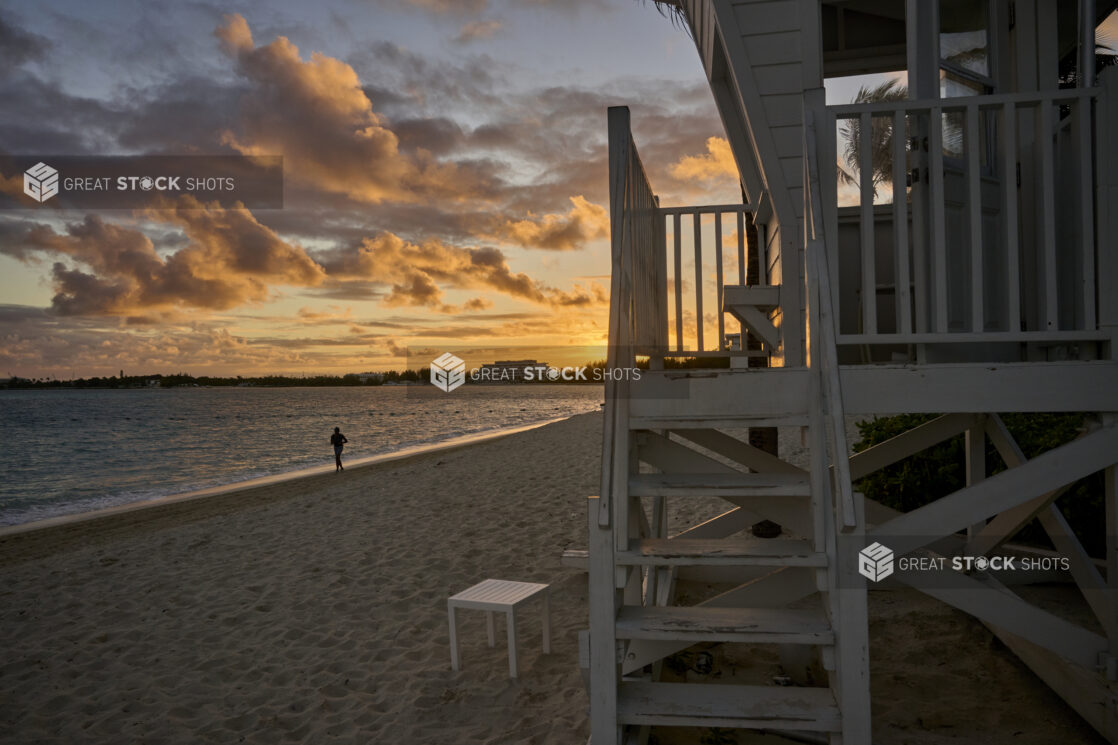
[448,579,551,678]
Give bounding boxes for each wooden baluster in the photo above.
[1001,102,1021,332]
[893,110,912,335]
[673,213,683,351]
[715,211,725,351]
[929,106,949,332]
[966,103,984,332]
[1038,100,1059,330]
[1075,95,1096,330]
[694,213,704,351]
[859,111,877,335]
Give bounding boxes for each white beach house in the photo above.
[587,0,1118,741]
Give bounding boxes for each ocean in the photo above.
[0,385,602,527]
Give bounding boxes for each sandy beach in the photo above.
[0,412,1103,744]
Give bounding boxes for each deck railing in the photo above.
[822,88,1102,349]
[607,107,666,359]
[606,107,756,360]
[804,110,857,531]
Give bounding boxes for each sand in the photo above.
[0,412,1104,744]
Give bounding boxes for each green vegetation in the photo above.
[852,413,1104,557]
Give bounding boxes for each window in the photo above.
[939,0,992,79]
[938,0,995,164]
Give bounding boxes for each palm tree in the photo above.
[837,79,909,200]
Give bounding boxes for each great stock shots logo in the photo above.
[6,156,283,209]
[858,542,895,582]
[23,162,59,203]
[430,353,466,393]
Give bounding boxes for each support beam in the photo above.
[988,627,1118,743]
[726,303,781,349]
[965,419,987,538]
[669,428,805,474]
[966,415,1076,557]
[848,413,980,480]
[903,571,1106,669]
[1037,504,1109,628]
[839,362,1118,415]
[983,415,1109,626]
[636,431,738,475]
[871,425,1118,556]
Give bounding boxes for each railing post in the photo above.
[1100,69,1118,355]
[857,111,877,337]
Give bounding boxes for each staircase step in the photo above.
[617,681,841,731]
[616,537,827,567]
[616,605,833,644]
[723,284,781,311]
[629,472,810,498]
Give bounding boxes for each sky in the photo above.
[0,0,743,378]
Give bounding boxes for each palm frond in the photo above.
[838,79,908,199]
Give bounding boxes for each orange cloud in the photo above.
[215,14,493,205]
[408,0,487,12]
[489,195,608,250]
[455,19,502,43]
[10,204,325,317]
[670,136,739,183]
[321,231,607,308]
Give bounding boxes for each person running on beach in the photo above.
[331,427,348,472]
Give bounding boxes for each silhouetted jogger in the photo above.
[331,427,348,472]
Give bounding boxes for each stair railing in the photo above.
[804,108,858,531]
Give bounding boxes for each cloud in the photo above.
[488,195,608,250]
[214,14,501,205]
[296,306,352,324]
[0,306,327,377]
[463,297,492,311]
[317,231,607,307]
[406,0,488,13]
[670,136,739,184]
[0,10,48,70]
[5,205,326,316]
[455,19,503,43]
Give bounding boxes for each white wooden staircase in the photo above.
[588,369,869,744]
[586,108,870,744]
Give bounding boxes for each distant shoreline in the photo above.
[0,413,588,539]
[0,382,609,390]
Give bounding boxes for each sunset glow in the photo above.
[0,0,741,377]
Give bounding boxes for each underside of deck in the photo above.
[629,360,1118,419]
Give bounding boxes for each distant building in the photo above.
[356,372,384,383]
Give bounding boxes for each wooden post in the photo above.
[966,418,987,539]
[1080,0,1097,89]
[1097,68,1118,354]
[588,496,619,743]
[1106,414,1118,680]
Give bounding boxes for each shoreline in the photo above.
[0,413,583,541]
